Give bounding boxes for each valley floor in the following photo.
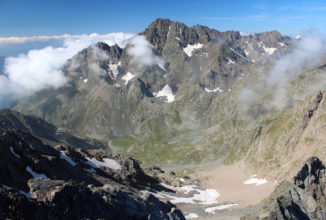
[192,163,277,209]
[167,162,279,219]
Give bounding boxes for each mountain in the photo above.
[12,18,293,166]
[4,18,326,218]
[0,122,185,219]
[10,18,326,182]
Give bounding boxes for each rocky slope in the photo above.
[242,157,326,219]
[0,124,185,219]
[0,109,106,150]
[12,18,294,166]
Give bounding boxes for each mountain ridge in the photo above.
[11,18,322,175]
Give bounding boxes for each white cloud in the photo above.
[1,32,134,100]
[237,88,259,111]
[127,35,165,69]
[0,35,70,44]
[238,31,326,111]
[266,32,326,108]
[0,33,134,46]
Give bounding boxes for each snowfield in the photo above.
[121,72,135,85]
[183,43,203,57]
[85,157,122,171]
[154,84,175,103]
[109,61,121,78]
[263,46,277,55]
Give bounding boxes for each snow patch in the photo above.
[185,213,199,219]
[83,78,88,83]
[176,37,181,41]
[121,72,135,85]
[204,203,239,214]
[279,42,286,47]
[167,25,171,37]
[244,49,249,56]
[169,189,219,204]
[109,61,121,79]
[153,84,175,103]
[263,46,277,55]
[205,87,223,93]
[159,183,219,204]
[227,57,235,64]
[230,48,250,61]
[85,157,121,171]
[183,43,203,57]
[113,83,121,87]
[243,177,268,186]
[9,146,21,159]
[60,151,76,166]
[141,190,166,199]
[143,183,219,205]
[26,166,47,179]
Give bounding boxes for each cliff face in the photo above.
[242,157,326,220]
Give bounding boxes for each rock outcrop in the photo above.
[0,128,185,219]
[242,157,326,220]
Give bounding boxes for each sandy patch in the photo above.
[191,163,277,208]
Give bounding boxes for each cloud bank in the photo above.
[0,32,134,101]
[0,33,133,46]
[127,35,165,69]
[238,31,326,111]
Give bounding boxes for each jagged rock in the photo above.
[0,126,185,219]
[29,178,67,202]
[2,178,185,219]
[242,157,326,220]
[294,157,326,208]
[0,188,51,219]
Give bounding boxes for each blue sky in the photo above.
[1,0,326,37]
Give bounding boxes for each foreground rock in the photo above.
[0,129,185,219]
[242,157,326,219]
